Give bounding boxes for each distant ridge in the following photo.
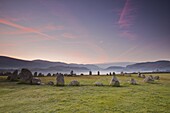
[0,56,100,72]
[126,60,170,71]
[106,60,170,72]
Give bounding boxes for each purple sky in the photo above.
[0,0,170,63]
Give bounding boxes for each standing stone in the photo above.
[141,74,145,78]
[10,70,18,81]
[56,74,65,86]
[89,71,92,75]
[0,72,3,76]
[110,76,120,87]
[94,82,103,86]
[31,78,41,85]
[19,68,33,84]
[6,71,18,81]
[38,73,44,77]
[34,72,38,77]
[113,72,116,76]
[97,71,100,75]
[149,75,154,79]
[109,72,112,75]
[47,81,54,85]
[69,80,80,86]
[6,73,13,80]
[137,72,141,77]
[143,76,154,83]
[52,74,56,76]
[154,76,160,80]
[121,71,124,76]
[47,73,51,76]
[130,78,137,85]
[70,70,74,76]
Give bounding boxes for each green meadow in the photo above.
[0,73,170,113]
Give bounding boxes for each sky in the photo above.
[0,0,170,64]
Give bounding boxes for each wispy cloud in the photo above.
[114,45,138,61]
[40,24,64,31]
[62,33,77,39]
[118,0,134,28]
[118,0,137,40]
[0,19,54,40]
[45,25,64,30]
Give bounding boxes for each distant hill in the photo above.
[69,63,101,70]
[96,62,135,68]
[105,60,170,72]
[105,66,125,72]
[0,56,99,72]
[0,56,67,69]
[126,60,170,72]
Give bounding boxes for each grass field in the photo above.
[0,73,170,113]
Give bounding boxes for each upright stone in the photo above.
[130,78,137,85]
[149,75,154,79]
[110,76,120,87]
[6,70,18,81]
[0,72,3,76]
[97,71,100,75]
[69,80,80,86]
[34,72,38,77]
[143,76,154,83]
[94,82,103,86]
[10,70,18,81]
[121,71,124,76]
[70,70,74,76]
[56,74,65,86]
[19,68,33,84]
[141,74,145,78]
[47,81,54,85]
[38,73,44,77]
[6,73,13,80]
[154,76,160,80]
[89,71,92,75]
[137,72,141,77]
[31,78,41,85]
[52,74,56,76]
[47,73,51,76]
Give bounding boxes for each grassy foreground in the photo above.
[0,73,170,113]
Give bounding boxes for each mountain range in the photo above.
[0,56,99,73]
[0,56,170,73]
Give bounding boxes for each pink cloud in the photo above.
[62,33,77,39]
[118,0,135,28]
[44,25,64,31]
[118,0,137,40]
[0,19,54,40]
[37,24,64,32]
